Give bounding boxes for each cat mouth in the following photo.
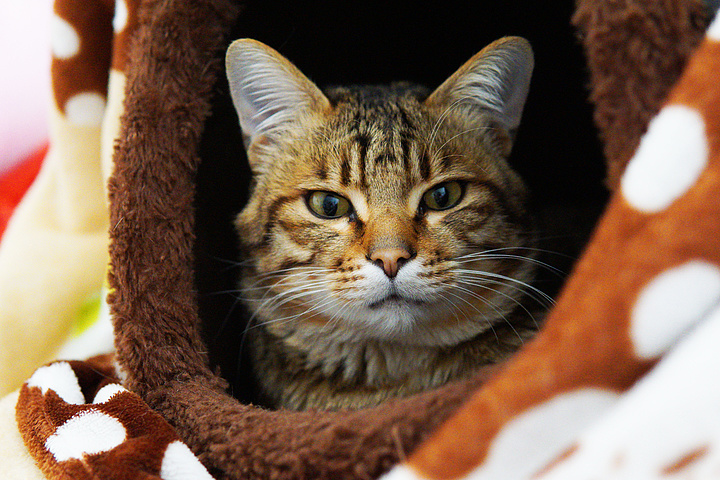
[367,293,424,309]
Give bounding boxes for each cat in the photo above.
[225,36,539,411]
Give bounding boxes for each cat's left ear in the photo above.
[425,37,534,152]
[225,39,330,160]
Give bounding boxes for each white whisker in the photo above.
[455,252,565,277]
[434,291,466,326]
[442,287,500,341]
[455,279,540,330]
[424,97,466,159]
[460,276,553,310]
[454,269,556,306]
[249,279,329,313]
[447,283,524,343]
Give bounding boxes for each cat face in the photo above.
[226,38,535,346]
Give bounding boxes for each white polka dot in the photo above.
[64,92,106,126]
[51,14,80,59]
[460,389,619,480]
[621,105,708,213]
[379,465,425,480]
[160,441,215,480]
[707,11,720,41]
[27,362,85,405]
[631,260,720,359]
[93,384,128,404]
[113,0,128,33]
[45,409,126,461]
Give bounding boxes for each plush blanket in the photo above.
[4,0,720,479]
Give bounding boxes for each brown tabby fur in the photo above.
[227,38,540,410]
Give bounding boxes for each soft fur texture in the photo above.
[109,0,490,477]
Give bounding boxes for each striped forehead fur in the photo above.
[324,85,429,182]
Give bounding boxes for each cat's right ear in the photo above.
[425,37,534,154]
[225,39,329,167]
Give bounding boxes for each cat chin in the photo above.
[336,301,492,347]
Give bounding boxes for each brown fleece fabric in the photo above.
[108,0,237,404]
[105,0,711,479]
[17,356,182,480]
[573,0,710,190]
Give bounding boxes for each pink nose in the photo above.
[369,248,412,278]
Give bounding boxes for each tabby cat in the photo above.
[225,37,538,411]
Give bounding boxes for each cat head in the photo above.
[226,38,536,346]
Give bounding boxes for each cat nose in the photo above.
[369,248,412,278]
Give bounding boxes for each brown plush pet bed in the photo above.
[17,0,720,478]
[112,0,713,476]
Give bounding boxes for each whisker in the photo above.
[249,265,334,281]
[460,276,554,310]
[233,267,333,377]
[485,246,564,255]
[259,294,342,331]
[204,289,243,298]
[455,252,565,277]
[199,254,250,273]
[457,245,572,260]
[454,269,556,306]
[240,267,331,293]
[212,289,247,345]
[424,97,466,159]
[320,299,357,334]
[238,288,326,360]
[432,126,492,159]
[442,287,501,342]
[434,291,466,326]
[455,279,540,330]
[450,283,525,343]
[247,279,329,313]
[244,296,320,332]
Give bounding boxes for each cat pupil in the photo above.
[433,187,449,207]
[323,195,339,217]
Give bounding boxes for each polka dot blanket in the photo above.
[16,355,214,480]
[10,1,720,479]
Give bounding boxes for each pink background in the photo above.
[0,1,52,176]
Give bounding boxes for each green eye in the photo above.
[307,191,353,219]
[422,181,464,211]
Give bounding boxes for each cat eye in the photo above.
[421,181,464,211]
[307,191,353,219]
